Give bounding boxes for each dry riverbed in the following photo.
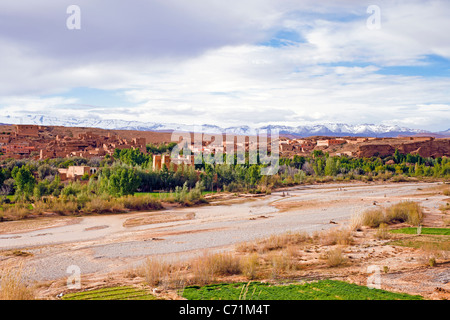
[1,181,449,300]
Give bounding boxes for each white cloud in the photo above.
[0,0,449,131]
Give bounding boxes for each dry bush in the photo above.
[83,198,123,214]
[267,252,287,279]
[206,252,242,276]
[188,253,217,285]
[2,204,30,220]
[319,228,353,246]
[189,252,242,285]
[241,253,260,280]
[45,199,80,215]
[385,201,423,226]
[266,251,299,279]
[119,196,163,211]
[323,248,347,267]
[237,232,310,254]
[360,201,423,228]
[31,200,47,215]
[418,242,443,267]
[235,241,258,253]
[443,188,450,196]
[263,245,304,279]
[139,258,172,287]
[257,235,290,253]
[0,264,35,300]
[443,216,450,227]
[439,203,450,214]
[360,208,385,228]
[349,212,365,231]
[375,223,391,240]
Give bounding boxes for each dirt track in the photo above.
[0,182,444,283]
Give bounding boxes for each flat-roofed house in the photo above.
[57,166,99,181]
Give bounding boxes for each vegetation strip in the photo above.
[61,286,156,300]
[390,227,450,235]
[181,280,423,300]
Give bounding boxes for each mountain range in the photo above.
[0,114,448,138]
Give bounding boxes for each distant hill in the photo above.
[0,114,447,138]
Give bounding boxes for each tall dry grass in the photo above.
[119,196,163,211]
[135,227,357,289]
[189,252,242,285]
[1,204,30,220]
[139,257,173,287]
[241,253,260,280]
[0,264,35,300]
[443,187,450,197]
[266,250,300,279]
[319,228,353,246]
[385,201,423,225]
[356,201,424,228]
[236,232,310,254]
[375,223,391,239]
[323,248,346,267]
[360,208,385,228]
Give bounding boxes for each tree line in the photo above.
[0,147,448,204]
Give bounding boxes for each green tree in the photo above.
[324,157,338,176]
[12,166,36,200]
[103,167,141,196]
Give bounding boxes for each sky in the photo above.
[0,0,449,131]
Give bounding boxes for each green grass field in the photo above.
[181,280,423,300]
[390,227,450,235]
[61,286,157,300]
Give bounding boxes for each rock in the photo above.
[357,139,450,158]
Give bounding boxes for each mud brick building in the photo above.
[58,166,99,181]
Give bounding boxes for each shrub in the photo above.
[241,253,260,280]
[385,201,423,226]
[83,198,125,214]
[443,188,450,196]
[0,264,35,300]
[375,223,390,239]
[391,175,409,182]
[239,232,310,254]
[206,252,242,276]
[443,217,450,227]
[320,228,353,246]
[323,248,346,267]
[189,252,242,285]
[120,195,162,211]
[267,251,299,278]
[349,212,364,231]
[189,254,217,285]
[2,203,31,220]
[360,202,423,228]
[429,257,436,267]
[361,208,385,228]
[140,258,171,287]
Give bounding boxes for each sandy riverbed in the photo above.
[0,182,445,284]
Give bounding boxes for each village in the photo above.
[0,124,448,182]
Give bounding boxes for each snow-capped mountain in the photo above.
[0,114,437,137]
[261,123,430,138]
